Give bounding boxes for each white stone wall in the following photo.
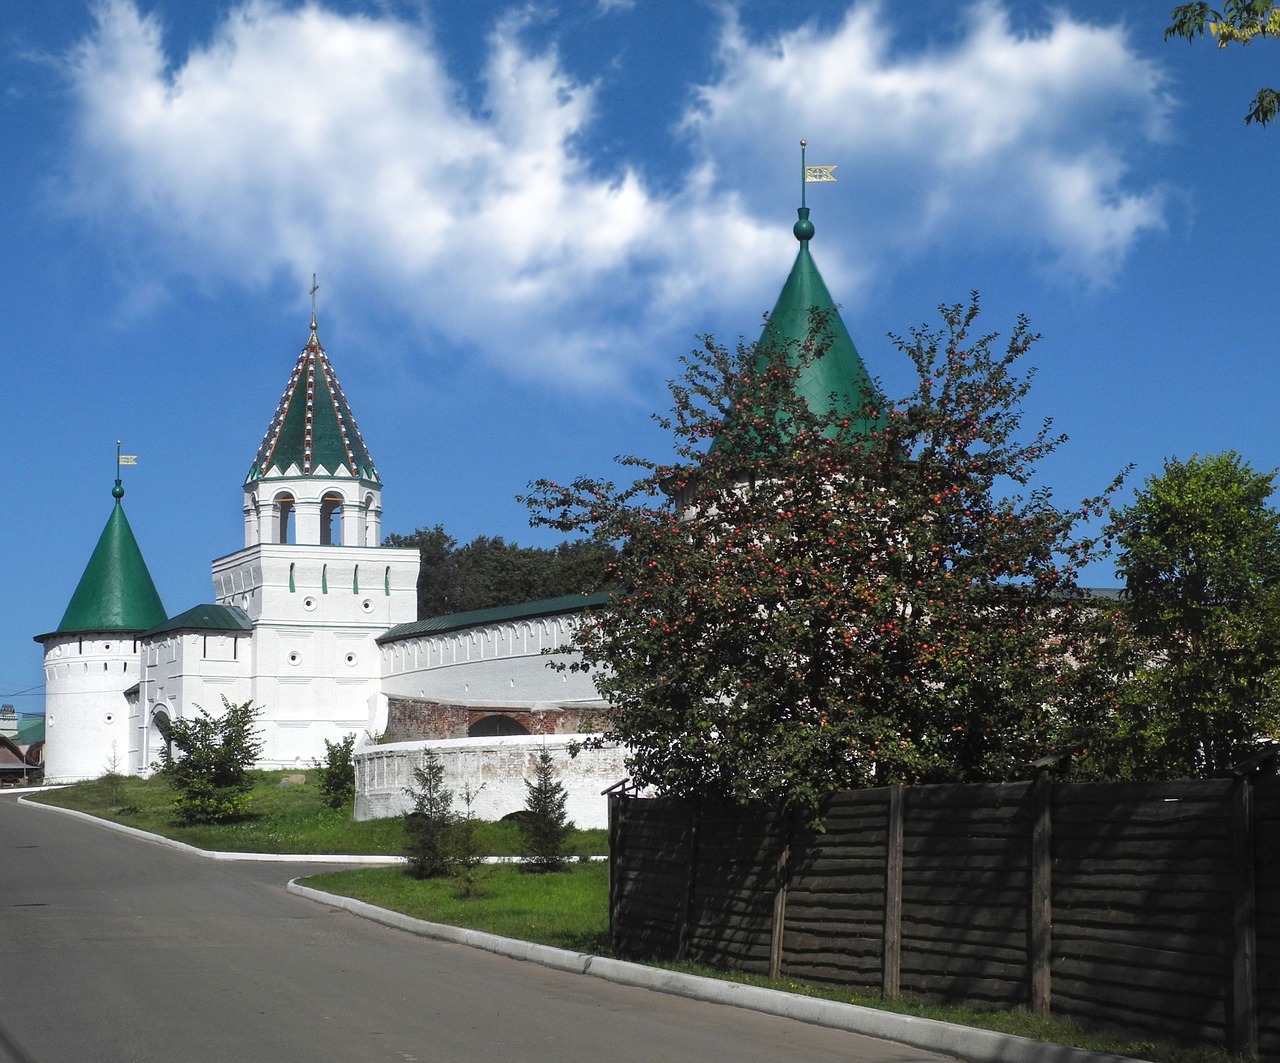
[380,612,605,710]
[212,543,419,628]
[354,735,628,830]
[41,633,140,783]
[135,629,254,772]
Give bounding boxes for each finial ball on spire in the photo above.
[794,206,814,242]
[112,480,125,499]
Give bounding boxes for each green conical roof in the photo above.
[52,482,167,634]
[750,207,884,435]
[246,314,380,484]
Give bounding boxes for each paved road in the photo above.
[0,795,953,1063]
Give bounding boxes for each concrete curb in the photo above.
[288,881,1154,1063]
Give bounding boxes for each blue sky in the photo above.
[3,0,1278,712]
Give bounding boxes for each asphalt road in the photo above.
[0,795,954,1063]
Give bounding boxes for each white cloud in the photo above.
[64,0,777,389]
[684,1,1171,280]
[60,1,1172,392]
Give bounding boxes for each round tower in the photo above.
[35,477,168,782]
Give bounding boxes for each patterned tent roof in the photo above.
[246,314,379,483]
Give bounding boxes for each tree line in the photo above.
[382,526,615,619]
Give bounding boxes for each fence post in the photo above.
[883,784,904,998]
[607,789,621,954]
[1231,775,1258,1055]
[677,800,701,962]
[1029,771,1053,1017]
[770,813,792,980]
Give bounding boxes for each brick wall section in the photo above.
[384,697,606,740]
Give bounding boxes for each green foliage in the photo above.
[524,297,1124,814]
[1107,452,1280,777]
[1167,1,1280,124]
[402,747,456,878]
[157,697,263,825]
[384,524,615,618]
[520,749,571,872]
[315,733,357,809]
[450,784,488,898]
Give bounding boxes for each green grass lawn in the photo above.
[302,862,610,954]
[27,772,606,857]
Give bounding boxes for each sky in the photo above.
[3,0,1278,714]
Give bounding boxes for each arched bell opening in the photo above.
[320,491,345,546]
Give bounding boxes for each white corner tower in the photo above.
[35,474,168,782]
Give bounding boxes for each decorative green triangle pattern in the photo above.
[247,321,379,483]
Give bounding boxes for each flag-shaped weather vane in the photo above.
[800,139,837,208]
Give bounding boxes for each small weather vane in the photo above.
[800,139,837,208]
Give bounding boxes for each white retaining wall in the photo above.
[353,734,628,830]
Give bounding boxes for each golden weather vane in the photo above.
[800,139,837,208]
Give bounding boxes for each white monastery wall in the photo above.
[381,612,603,709]
[353,735,627,829]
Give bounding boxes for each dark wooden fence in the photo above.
[608,775,1280,1057]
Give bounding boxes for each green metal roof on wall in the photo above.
[46,482,168,636]
[379,589,612,644]
[16,716,44,745]
[142,603,253,638]
[246,313,380,484]
[718,208,885,450]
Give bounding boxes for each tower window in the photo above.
[275,493,296,544]
[321,492,345,545]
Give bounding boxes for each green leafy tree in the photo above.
[315,733,357,809]
[384,524,465,617]
[520,749,570,872]
[402,747,456,878]
[524,297,1124,815]
[158,697,263,825]
[1109,452,1280,776]
[1167,1,1280,124]
[385,524,615,619]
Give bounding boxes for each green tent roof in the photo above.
[716,208,884,453]
[46,483,167,636]
[246,314,380,484]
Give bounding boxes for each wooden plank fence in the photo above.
[608,775,1277,1057]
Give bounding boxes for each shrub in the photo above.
[520,749,570,872]
[450,784,488,898]
[403,747,455,878]
[157,698,263,825]
[316,733,357,809]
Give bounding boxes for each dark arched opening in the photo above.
[468,714,530,738]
